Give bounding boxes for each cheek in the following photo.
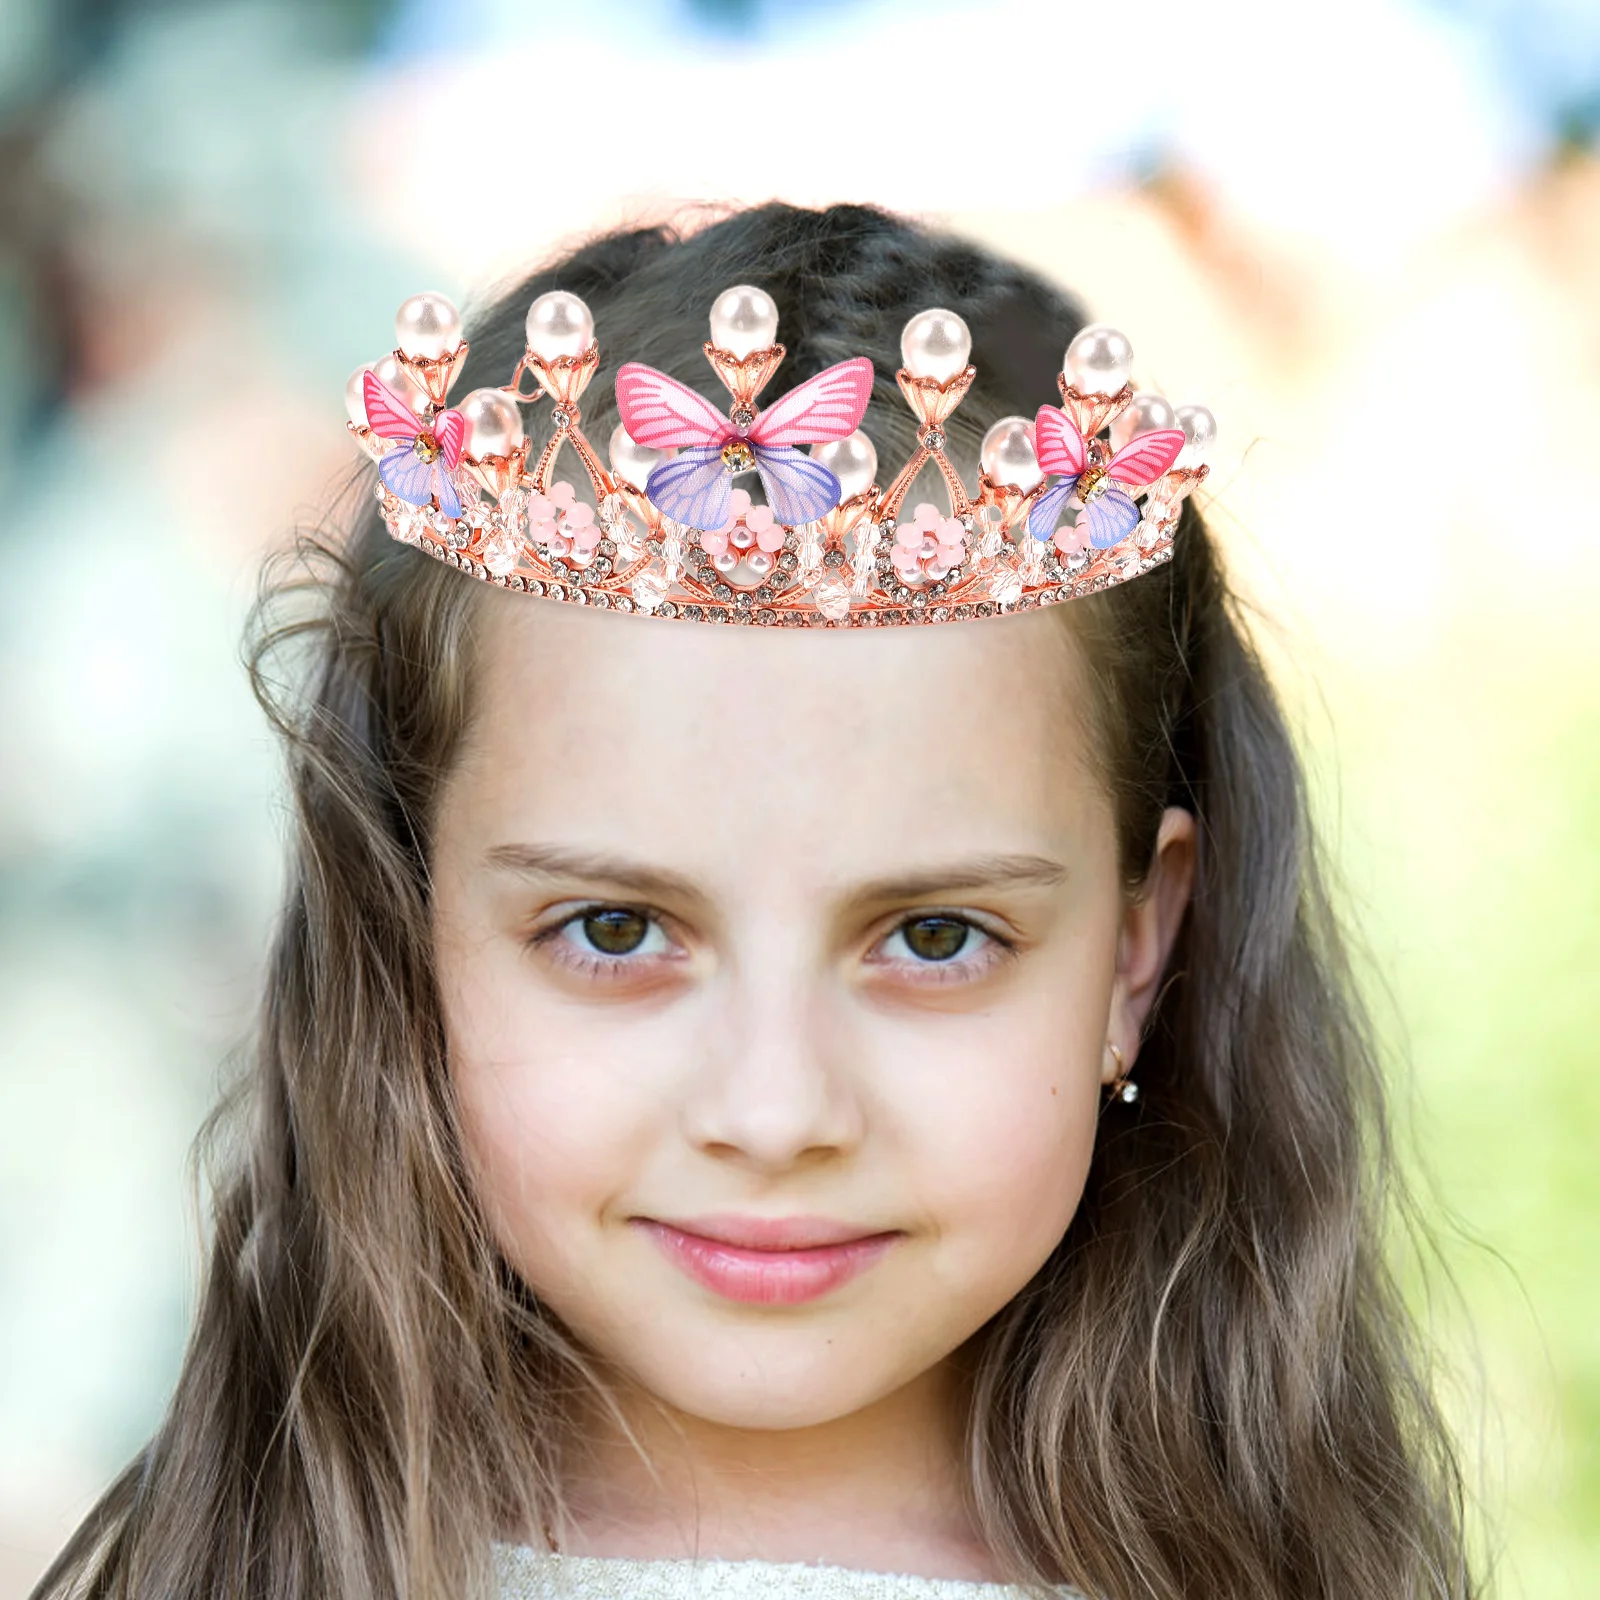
[888,1016,1103,1304]
[438,926,668,1279]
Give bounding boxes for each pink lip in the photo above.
[635,1215,901,1306]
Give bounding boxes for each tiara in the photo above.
[343,286,1215,626]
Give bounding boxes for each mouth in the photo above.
[632,1215,902,1306]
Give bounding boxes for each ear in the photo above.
[1104,806,1196,1082]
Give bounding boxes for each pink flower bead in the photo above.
[700,527,729,557]
[895,520,924,552]
[1054,521,1090,556]
[547,480,578,510]
[746,505,784,553]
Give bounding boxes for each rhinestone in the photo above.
[730,405,755,429]
[735,592,753,610]
[660,602,678,618]
[824,549,844,568]
[570,589,588,605]
[922,427,945,451]
[590,556,612,577]
[756,608,775,625]
[878,518,897,543]
[1119,1082,1140,1103]
[594,592,612,608]
[598,538,617,557]
[525,580,544,596]
[931,606,950,622]
[713,583,733,601]
[615,596,634,612]
[911,592,927,609]
[551,404,574,430]
[681,605,701,621]
[955,605,973,618]
[977,602,994,617]
[546,582,566,600]
[778,552,798,572]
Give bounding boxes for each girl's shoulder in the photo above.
[492,1545,1089,1600]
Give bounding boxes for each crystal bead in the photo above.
[482,532,522,577]
[815,578,851,621]
[989,569,1024,609]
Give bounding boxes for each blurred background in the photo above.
[0,0,1596,1593]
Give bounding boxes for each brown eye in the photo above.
[900,916,972,962]
[581,908,650,955]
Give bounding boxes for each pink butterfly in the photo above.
[1026,406,1185,549]
[614,358,874,531]
[362,371,466,520]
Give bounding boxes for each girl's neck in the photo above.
[549,1358,999,1583]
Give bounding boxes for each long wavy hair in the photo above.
[33,203,1474,1600]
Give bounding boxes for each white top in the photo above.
[493,1545,1084,1600]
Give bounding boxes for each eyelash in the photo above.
[528,905,1014,986]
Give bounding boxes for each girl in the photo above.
[34,204,1474,1600]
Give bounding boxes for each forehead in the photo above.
[444,596,1107,879]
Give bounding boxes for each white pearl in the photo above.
[900,308,971,383]
[1065,323,1133,395]
[747,550,775,579]
[525,290,595,361]
[458,388,523,460]
[394,293,462,361]
[708,285,779,360]
[1175,404,1217,469]
[345,365,372,427]
[712,550,739,574]
[979,415,1041,492]
[810,430,878,500]
[729,524,755,551]
[1109,391,1177,454]
[608,423,675,489]
[367,354,429,419]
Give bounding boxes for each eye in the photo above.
[530,903,680,980]
[575,907,653,956]
[893,915,979,963]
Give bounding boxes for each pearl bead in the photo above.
[712,550,739,574]
[729,524,755,551]
[708,285,780,360]
[608,424,674,490]
[747,550,775,579]
[811,430,878,500]
[979,416,1041,492]
[1175,404,1217,469]
[1109,391,1177,454]
[1065,324,1133,396]
[394,293,462,361]
[345,366,372,427]
[525,291,595,362]
[900,308,971,384]
[458,388,523,460]
[368,354,428,419]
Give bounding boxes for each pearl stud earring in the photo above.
[1106,1041,1139,1104]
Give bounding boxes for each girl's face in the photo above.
[433,598,1192,1433]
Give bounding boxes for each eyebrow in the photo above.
[481,842,1068,909]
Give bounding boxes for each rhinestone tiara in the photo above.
[344,285,1216,626]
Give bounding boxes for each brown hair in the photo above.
[33,203,1474,1600]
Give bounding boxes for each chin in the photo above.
[605,1321,941,1432]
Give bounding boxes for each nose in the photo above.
[680,957,866,1171]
